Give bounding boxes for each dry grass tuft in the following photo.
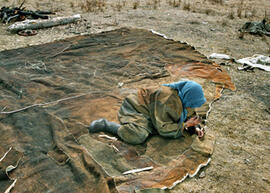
[154,0,161,9]
[80,0,106,12]
[183,1,190,11]
[115,0,122,12]
[238,32,245,39]
[262,35,270,53]
[236,0,244,18]
[228,10,234,20]
[243,8,256,19]
[146,0,160,10]
[208,0,223,5]
[133,0,139,9]
[70,2,75,8]
[18,0,26,5]
[264,9,270,21]
[205,8,216,15]
[173,0,181,8]
[122,0,126,7]
[221,18,228,27]
[168,0,181,8]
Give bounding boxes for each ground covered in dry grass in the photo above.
[0,0,269,193]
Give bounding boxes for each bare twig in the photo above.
[1,103,41,115]
[111,145,120,152]
[123,166,154,175]
[46,45,72,59]
[19,0,26,9]
[0,147,12,162]
[6,14,20,24]
[1,4,54,24]
[1,106,7,112]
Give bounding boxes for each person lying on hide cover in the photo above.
[89,80,206,145]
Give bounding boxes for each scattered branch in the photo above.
[7,14,81,32]
[46,45,72,59]
[0,5,54,24]
[1,106,7,112]
[18,0,26,9]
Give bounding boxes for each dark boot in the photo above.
[89,119,120,136]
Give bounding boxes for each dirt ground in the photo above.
[0,0,269,193]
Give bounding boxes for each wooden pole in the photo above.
[7,14,81,32]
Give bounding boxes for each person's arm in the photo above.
[150,88,184,138]
[184,116,204,138]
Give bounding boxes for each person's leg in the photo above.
[117,94,153,145]
[89,119,150,145]
[117,123,150,145]
[89,119,120,135]
[89,89,153,145]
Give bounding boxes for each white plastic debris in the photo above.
[150,29,169,39]
[209,53,231,60]
[118,82,124,88]
[199,171,206,178]
[123,166,153,175]
[98,134,118,141]
[236,54,270,72]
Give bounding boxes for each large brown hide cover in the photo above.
[0,28,235,193]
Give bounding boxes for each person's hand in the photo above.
[185,116,201,128]
[195,127,204,138]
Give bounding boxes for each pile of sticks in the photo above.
[0,1,54,24]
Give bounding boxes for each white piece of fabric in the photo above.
[236,54,270,71]
[209,53,231,60]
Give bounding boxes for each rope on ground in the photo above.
[4,179,17,193]
[0,90,113,115]
[206,86,224,119]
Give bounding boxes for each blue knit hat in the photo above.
[163,80,206,123]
